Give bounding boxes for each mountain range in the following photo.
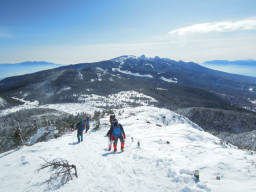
[204,59,256,66]
[0,55,256,151]
[2,55,255,106]
[0,61,61,80]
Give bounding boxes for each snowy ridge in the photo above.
[0,106,255,192]
[112,55,136,65]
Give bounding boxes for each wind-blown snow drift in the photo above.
[0,106,256,192]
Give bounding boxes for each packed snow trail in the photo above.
[0,106,256,192]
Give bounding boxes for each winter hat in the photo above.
[110,114,115,121]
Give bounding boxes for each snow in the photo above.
[156,88,168,91]
[112,55,136,65]
[249,88,254,92]
[78,91,158,109]
[11,97,40,106]
[248,98,256,104]
[78,71,83,80]
[145,63,154,69]
[96,73,103,81]
[0,97,39,116]
[23,92,29,97]
[39,103,98,115]
[0,91,158,116]
[28,126,58,145]
[110,73,122,79]
[0,96,7,107]
[57,86,71,94]
[0,106,256,192]
[95,67,107,82]
[96,67,106,73]
[160,76,178,83]
[90,79,95,82]
[112,68,153,78]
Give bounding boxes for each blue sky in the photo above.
[1,0,256,64]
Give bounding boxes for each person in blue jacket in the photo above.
[75,118,85,143]
[111,118,126,152]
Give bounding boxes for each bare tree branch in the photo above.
[37,158,78,188]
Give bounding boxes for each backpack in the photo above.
[76,121,85,132]
[112,124,122,137]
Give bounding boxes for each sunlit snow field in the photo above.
[0,94,256,191]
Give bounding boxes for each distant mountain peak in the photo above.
[112,55,136,61]
[18,61,56,65]
[112,55,163,63]
[0,61,61,79]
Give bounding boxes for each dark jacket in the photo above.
[76,121,85,132]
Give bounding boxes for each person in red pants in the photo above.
[112,119,126,152]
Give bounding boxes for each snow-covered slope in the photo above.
[0,106,255,192]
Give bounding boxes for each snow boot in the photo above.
[121,142,125,152]
[114,144,117,152]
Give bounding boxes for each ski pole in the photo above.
[73,130,76,143]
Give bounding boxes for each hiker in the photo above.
[106,114,115,151]
[112,118,126,152]
[75,118,85,143]
[85,116,90,133]
[14,127,22,145]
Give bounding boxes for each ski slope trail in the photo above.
[0,106,256,192]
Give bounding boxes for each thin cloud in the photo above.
[0,33,12,38]
[0,29,13,39]
[169,18,256,35]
